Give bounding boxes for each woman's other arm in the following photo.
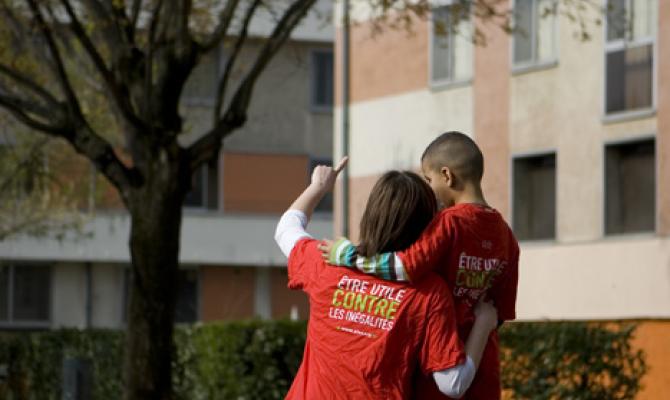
[432,298,498,398]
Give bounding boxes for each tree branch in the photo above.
[188,0,317,170]
[0,89,57,120]
[178,0,193,44]
[200,0,241,52]
[130,0,142,34]
[142,0,164,134]
[2,2,139,197]
[0,63,61,107]
[227,0,318,117]
[26,0,81,111]
[65,124,141,199]
[80,0,132,46]
[0,0,28,37]
[0,90,137,196]
[0,135,50,195]
[0,92,65,134]
[59,0,146,130]
[212,0,262,125]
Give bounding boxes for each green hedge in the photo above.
[0,329,123,400]
[499,322,647,400]
[0,321,646,399]
[174,320,306,400]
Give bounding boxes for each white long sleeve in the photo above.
[432,355,476,398]
[274,210,313,257]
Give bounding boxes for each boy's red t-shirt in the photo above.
[285,238,465,400]
[399,203,520,400]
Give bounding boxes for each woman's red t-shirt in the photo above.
[285,238,465,400]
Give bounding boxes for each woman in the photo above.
[274,158,496,399]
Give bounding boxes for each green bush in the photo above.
[174,320,306,400]
[0,329,123,399]
[499,322,647,400]
[0,321,306,400]
[0,321,646,399]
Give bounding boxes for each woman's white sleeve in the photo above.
[274,210,313,257]
[432,355,476,398]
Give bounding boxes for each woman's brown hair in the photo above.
[357,171,437,257]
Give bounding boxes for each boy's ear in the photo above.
[440,166,453,187]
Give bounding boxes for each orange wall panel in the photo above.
[270,268,309,320]
[347,174,382,243]
[473,3,511,221]
[634,321,670,399]
[222,152,309,214]
[335,16,429,105]
[200,266,255,320]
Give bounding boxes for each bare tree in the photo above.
[0,1,319,398]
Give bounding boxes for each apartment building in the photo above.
[333,0,669,397]
[0,2,333,328]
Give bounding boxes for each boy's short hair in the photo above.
[421,131,484,183]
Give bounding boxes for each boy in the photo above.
[323,132,519,399]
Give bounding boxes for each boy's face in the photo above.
[421,161,455,209]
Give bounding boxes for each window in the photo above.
[311,50,334,110]
[182,48,222,106]
[513,0,557,67]
[175,269,199,323]
[310,158,333,213]
[123,268,199,324]
[605,139,655,235]
[513,153,556,240]
[0,264,51,327]
[431,3,473,85]
[184,159,218,209]
[605,0,656,115]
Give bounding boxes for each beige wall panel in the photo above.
[510,68,562,153]
[511,10,658,243]
[91,264,124,328]
[511,20,599,242]
[51,263,86,328]
[339,87,473,178]
[343,177,670,321]
[517,237,670,320]
[601,118,656,140]
[658,1,670,236]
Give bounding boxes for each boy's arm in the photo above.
[324,211,453,282]
[432,298,498,398]
[326,238,409,281]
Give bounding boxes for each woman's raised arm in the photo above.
[274,157,348,257]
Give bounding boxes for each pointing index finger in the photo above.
[334,156,349,173]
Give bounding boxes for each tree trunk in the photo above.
[123,153,186,400]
